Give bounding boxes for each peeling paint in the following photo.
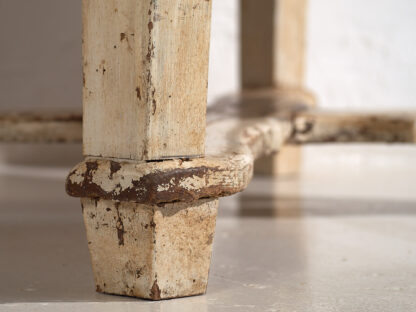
[66,115,293,205]
[82,197,218,300]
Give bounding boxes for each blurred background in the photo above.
[0,0,415,184]
[1,0,416,110]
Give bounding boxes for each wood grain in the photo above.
[82,0,212,160]
[83,197,218,300]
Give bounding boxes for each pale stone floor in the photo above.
[0,144,415,311]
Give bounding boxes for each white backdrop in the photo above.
[1,0,415,110]
[209,0,416,109]
[306,0,416,111]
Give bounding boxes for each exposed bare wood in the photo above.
[293,111,416,143]
[82,0,212,160]
[241,0,307,89]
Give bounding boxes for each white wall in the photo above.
[208,0,240,104]
[306,0,416,111]
[208,0,416,110]
[1,0,415,109]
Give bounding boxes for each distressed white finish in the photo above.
[82,198,218,300]
[82,0,212,160]
[76,0,215,301]
[66,91,310,205]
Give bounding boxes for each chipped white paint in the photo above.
[91,163,136,195]
[67,100,295,204]
[82,197,218,300]
[179,175,206,192]
[157,181,173,193]
[68,162,86,185]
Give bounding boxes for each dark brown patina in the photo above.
[66,159,247,205]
